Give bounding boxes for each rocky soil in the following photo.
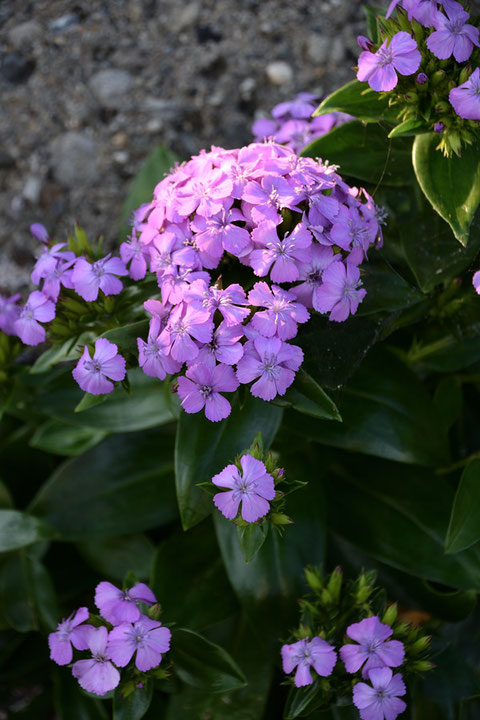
[1,0,383,292]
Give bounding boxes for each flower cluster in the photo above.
[48,581,171,696]
[252,92,352,153]
[132,141,380,420]
[280,567,433,720]
[357,0,480,155]
[2,138,380,418]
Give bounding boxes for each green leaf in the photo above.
[395,184,480,292]
[0,551,58,632]
[238,522,268,563]
[75,393,108,413]
[325,455,480,590]
[285,348,449,467]
[214,475,325,630]
[29,429,177,541]
[446,460,480,554]
[0,509,55,552]
[175,393,282,530]
[363,5,381,44]
[278,369,341,421]
[171,628,247,693]
[53,670,109,720]
[101,320,149,355]
[37,368,179,432]
[357,263,425,315]
[388,117,429,138]
[151,519,238,630]
[77,533,155,581]
[284,680,322,719]
[30,332,94,374]
[119,145,178,241]
[412,134,480,246]
[302,122,413,186]
[434,377,463,432]
[113,686,153,720]
[313,80,398,123]
[30,419,107,456]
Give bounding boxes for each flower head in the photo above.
[236,335,303,401]
[313,261,366,321]
[427,2,479,62]
[14,291,56,346]
[72,255,128,302]
[357,31,421,92]
[212,453,275,522]
[0,293,21,335]
[108,615,171,672]
[340,616,405,676]
[449,67,480,120]
[281,637,337,687]
[177,360,239,421]
[72,338,126,395]
[48,607,90,665]
[72,626,120,696]
[353,667,407,720]
[94,581,157,625]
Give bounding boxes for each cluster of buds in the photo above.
[281,567,433,719]
[357,0,480,155]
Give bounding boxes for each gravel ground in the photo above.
[1,0,381,292]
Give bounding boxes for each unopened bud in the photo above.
[410,659,435,673]
[434,121,445,133]
[382,603,398,626]
[431,70,446,86]
[435,101,449,113]
[404,91,418,104]
[357,35,373,51]
[459,64,472,84]
[147,603,163,621]
[326,566,343,604]
[416,72,428,85]
[410,635,432,654]
[304,567,323,594]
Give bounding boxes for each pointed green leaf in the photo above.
[279,369,341,421]
[29,429,177,540]
[238,522,268,563]
[30,419,106,456]
[446,460,480,554]
[100,320,149,355]
[388,117,429,138]
[113,685,153,720]
[412,134,480,246]
[313,80,398,123]
[0,509,55,552]
[171,628,247,693]
[302,121,413,186]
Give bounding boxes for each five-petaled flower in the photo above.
[357,31,421,92]
[72,338,126,395]
[212,453,275,522]
[281,636,337,687]
[353,667,407,720]
[340,616,405,677]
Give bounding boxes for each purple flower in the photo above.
[340,617,405,676]
[212,453,275,522]
[449,67,480,120]
[248,282,310,340]
[120,237,150,280]
[31,243,75,285]
[192,207,252,257]
[0,293,21,335]
[236,335,303,401]
[272,92,318,119]
[185,280,250,326]
[473,269,480,294]
[243,175,302,224]
[72,338,126,395]
[95,581,157,625]
[72,255,128,302]
[175,168,233,218]
[138,318,182,379]
[291,246,338,309]
[48,607,90,665]
[41,258,75,301]
[281,637,337,688]
[177,360,239,422]
[250,222,312,283]
[427,3,479,62]
[313,261,366,321]
[108,615,171,672]
[353,668,407,720]
[403,0,445,26]
[357,31,421,92]
[357,35,373,51]
[162,302,213,363]
[197,322,245,365]
[14,291,56,346]
[72,626,120,696]
[30,223,49,243]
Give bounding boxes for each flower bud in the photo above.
[404,92,418,104]
[416,72,428,85]
[434,101,449,113]
[431,70,446,86]
[409,635,432,655]
[357,35,373,51]
[434,122,445,133]
[304,567,323,594]
[326,566,343,605]
[459,64,472,84]
[382,603,398,626]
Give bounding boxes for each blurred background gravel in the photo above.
[1,0,384,292]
